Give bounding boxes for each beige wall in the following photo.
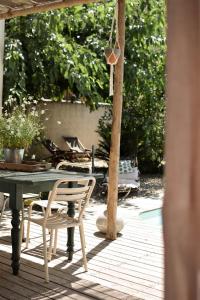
[42,101,108,150]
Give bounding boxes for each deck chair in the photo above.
[42,139,68,164]
[62,136,91,162]
[24,176,96,282]
[104,160,140,200]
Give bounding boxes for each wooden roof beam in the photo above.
[0,0,101,20]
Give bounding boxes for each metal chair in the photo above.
[23,162,69,244]
[24,176,96,282]
[0,193,39,223]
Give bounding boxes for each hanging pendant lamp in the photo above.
[104,1,121,96]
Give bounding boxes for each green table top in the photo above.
[0,169,103,185]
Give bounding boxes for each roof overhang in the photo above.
[0,0,101,20]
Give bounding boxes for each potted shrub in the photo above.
[0,108,42,163]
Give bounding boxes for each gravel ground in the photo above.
[139,174,163,198]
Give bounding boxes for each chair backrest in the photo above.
[42,139,61,155]
[43,177,96,225]
[106,160,140,185]
[119,160,135,174]
[119,160,139,179]
[63,136,85,153]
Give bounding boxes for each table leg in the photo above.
[67,201,75,261]
[11,209,20,275]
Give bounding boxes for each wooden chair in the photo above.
[62,136,91,162]
[24,176,96,282]
[63,136,91,154]
[42,139,66,158]
[42,138,70,166]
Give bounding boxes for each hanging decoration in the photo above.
[104,0,121,96]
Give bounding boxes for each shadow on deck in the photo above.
[0,202,163,300]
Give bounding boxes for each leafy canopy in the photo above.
[97,0,166,171]
[4,4,114,109]
[4,0,166,171]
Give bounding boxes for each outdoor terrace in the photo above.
[0,191,163,300]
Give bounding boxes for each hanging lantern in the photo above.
[105,42,121,65]
[104,1,120,96]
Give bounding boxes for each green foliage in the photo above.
[0,107,42,149]
[4,5,112,108]
[95,110,112,161]
[4,38,26,103]
[123,0,166,171]
[4,0,166,172]
[96,0,166,172]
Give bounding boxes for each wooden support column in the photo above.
[164,1,200,299]
[0,20,4,209]
[106,0,125,240]
[0,20,4,113]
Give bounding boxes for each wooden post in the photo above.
[0,20,4,113]
[0,20,4,210]
[0,0,101,20]
[106,0,125,240]
[164,1,200,298]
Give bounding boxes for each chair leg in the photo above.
[122,188,132,200]
[53,229,58,255]
[42,226,49,283]
[79,223,88,271]
[81,222,86,248]
[0,196,8,223]
[26,205,33,249]
[78,204,86,248]
[19,203,25,252]
[48,229,54,261]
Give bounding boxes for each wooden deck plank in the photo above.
[0,261,90,300]
[0,244,162,300]
[22,225,163,266]
[0,251,133,300]
[9,225,163,284]
[0,206,164,300]
[18,237,163,292]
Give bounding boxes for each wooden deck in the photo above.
[0,202,164,300]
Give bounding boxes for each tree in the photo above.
[3,4,113,109]
[97,0,166,172]
[122,0,166,171]
[4,1,166,172]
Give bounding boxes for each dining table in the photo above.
[0,168,102,276]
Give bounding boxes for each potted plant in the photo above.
[0,108,42,163]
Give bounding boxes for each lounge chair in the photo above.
[103,160,140,200]
[42,139,67,163]
[62,136,91,162]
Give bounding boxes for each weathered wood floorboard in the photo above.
[0,208,163,300]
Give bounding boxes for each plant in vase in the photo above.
[0,108,42,163]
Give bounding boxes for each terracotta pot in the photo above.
[104,44,121,65]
